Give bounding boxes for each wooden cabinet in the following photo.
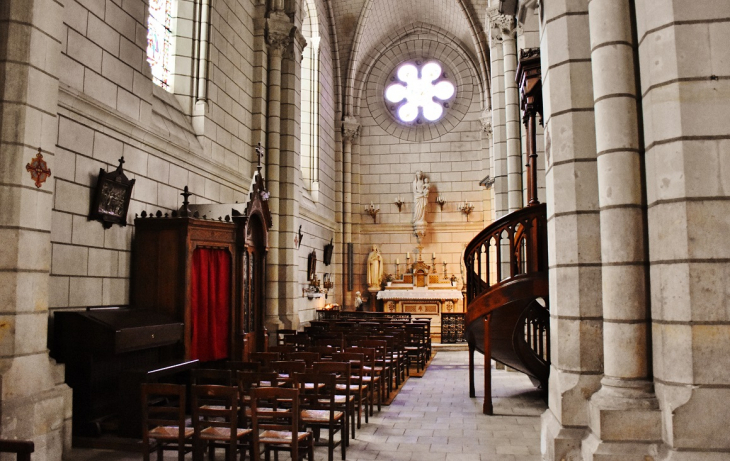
[132,171,272,361]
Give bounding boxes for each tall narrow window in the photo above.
[147,0,174,90]
[300,0,320,197]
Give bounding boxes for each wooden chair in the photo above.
[141,383,193,461]
[191,385,252,461]
[0,440,33,461]
[250,387,314,461]
[276,328,297,346]
[405,325,427,373]
[310,346,338,359]
[294,372,346,461]
[359,340,392,400]
[225,361,260,374]
[270,360,307,387]
[313,361,354,443]
[249,352,279,372]
[331,352,369,428]
[237,371,280,428]
[191,369,233,387]
[269,345,297,359]
[288,351,321,369]
[349,347,382,414]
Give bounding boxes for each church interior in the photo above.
[1,0,729,459]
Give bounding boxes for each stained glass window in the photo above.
[385,61,455,123]
[147,0,173,90]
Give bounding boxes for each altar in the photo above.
[375,256,464,341]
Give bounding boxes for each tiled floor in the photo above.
[67,351,545,460]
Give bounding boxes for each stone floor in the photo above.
[66,351,545,460]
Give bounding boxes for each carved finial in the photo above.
[116,156,126,172]
[141,210,147,218]
[255,142,265,170]
[180,186,192,217]
[156,210,162,218]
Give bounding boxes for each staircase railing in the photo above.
[464,203,548,306]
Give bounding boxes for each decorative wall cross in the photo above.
[26,148,51,188]
[255,142,264,169]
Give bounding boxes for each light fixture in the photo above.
[436,195,445,210]
[394,197,404,212]
[364,202,380,223]
[457,201,474,220]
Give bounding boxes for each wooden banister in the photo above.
[464,203,548,305]
[0,439,34,461]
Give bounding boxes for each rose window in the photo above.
[385,61,456,123]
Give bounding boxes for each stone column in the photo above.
[538,0,604,459]
[342,117,360,296]
[486,7,508,219]
[0,1,72,459]
[584,0,661,458]
[264,13,293,332]
[636,0,730,457]
[499,15,523,213]
[277,28,307,329]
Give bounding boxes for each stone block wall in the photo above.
[351,32,489,304]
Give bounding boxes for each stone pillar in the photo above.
[0,1,72,459]
[278,27,307,329]
[538,0,604,459]
[342,117,359,298]
[635,0,730,458]
[264,12,294,332]
[499,15,523,213]
[486,7,508,219]
[584,1,661,458]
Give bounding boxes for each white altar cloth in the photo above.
[377,289,463,300]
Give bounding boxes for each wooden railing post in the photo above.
[469,339,476,398]
[483,315,493,415]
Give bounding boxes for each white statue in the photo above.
[354,291,364,311]
[366,245,384,289]
[412,171,430,239]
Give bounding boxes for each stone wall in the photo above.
[351,30,490,307]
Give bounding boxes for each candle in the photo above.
[396,258,399,265]
[406,252,410,259]
[432,252,436,259]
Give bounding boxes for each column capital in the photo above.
[487,7,516,41]
[342,116,360,142]
[480,111,493,140]
[266,12,293,52]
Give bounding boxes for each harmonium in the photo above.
[52,307,198,439]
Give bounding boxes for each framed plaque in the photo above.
[89,157,135,229]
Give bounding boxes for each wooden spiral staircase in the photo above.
[464,204,549,414]
[465,47,548,414]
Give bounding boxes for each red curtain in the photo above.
[191,248,231,361]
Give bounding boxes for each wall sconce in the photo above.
[436,195,445,210]
[304,273,322,299]
[322,273,334,299]
[457,201,474,220]
[364,202,380,223]
[394,197,404,212]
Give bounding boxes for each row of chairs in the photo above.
[143,361,357,461]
